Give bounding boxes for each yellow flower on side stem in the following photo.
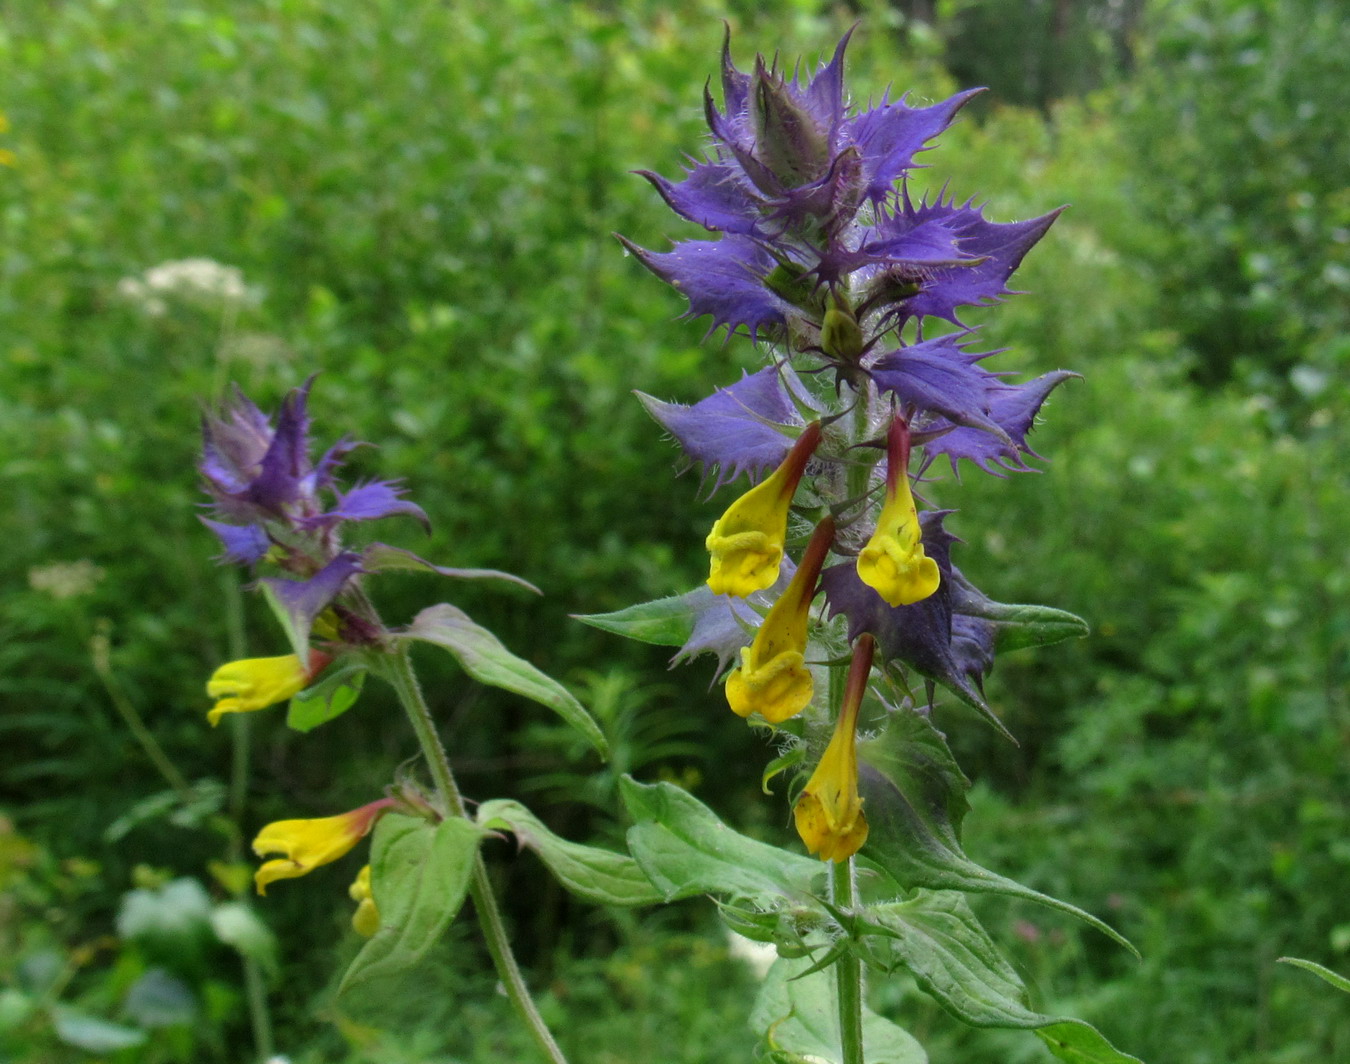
[252,797,395,895]
[706,422,823,597]
[857,416,939,607]
[725,516,835,723]
[348,864,379,937]
[794,634,875,863]
[205,650,332,726]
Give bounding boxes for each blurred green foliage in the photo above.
[0,0,1346,1061]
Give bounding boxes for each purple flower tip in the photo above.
[201,379,430,566]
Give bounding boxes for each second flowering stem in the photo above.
[380,646,570,1064]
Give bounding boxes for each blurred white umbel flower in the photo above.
[117,257,259,315]
[28,559,105,599]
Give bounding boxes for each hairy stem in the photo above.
[845,378,876,504]
[384,645,570,1064]
[222,569,251,827]
[242,951,275,1063]
[831,857,865,1064]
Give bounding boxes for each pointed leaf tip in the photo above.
[403,604,608,758]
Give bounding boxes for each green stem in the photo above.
[830,857,865,1064]
[243,949,275,1063]
[384,645,570,1064]
[218,570,275,1064]
[90,638,193,800]
[845,379,875,504]
[222,569,251,828]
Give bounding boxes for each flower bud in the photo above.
[751,57,833,189]
[348,864,379,937]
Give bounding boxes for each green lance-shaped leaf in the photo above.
[287,663,366,733]
[858,709,1136,955]
[750,957,926,1064]
[1277,956,1350,994]
[361,543,542,594]
[859,891,1142,1064]
[1035,1023,1150,1064]
[572,592,700,647]
[476,799,662,907]
[962,597,1091,654]
[620,777,823,905]
[401,603,607,757]
[338,814,482,997]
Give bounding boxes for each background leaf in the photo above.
[1276,957,1350,995]
[209,902,279,976]
[50,1005,147,1052]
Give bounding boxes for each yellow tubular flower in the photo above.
[348,864,380,937]
[725,516,835,723]
[794,635,875,863]
[706,422,823,597]
[857,417,940,607]
[205,650,331,727]
[252,797,395,895]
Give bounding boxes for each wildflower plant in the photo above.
[199,379,663,1064]
[581,28,1145,1064]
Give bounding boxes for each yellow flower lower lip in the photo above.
[205,650,331,726]
[724,516,835,723]
[856,417,940,608]
[726,648,811,723]
[251,797,395,895]
[706,422,822,597]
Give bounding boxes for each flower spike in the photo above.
[857,417,940,607]
[725,516,835,722]
[706,421,823,597]
[251,798,396,895]
[794,633,874,862]
[205,650,332,727]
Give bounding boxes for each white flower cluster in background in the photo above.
[28,559,106,600]
[116,257,260,316]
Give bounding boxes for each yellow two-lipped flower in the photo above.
[205,650,331,726]
[706,422,822,597]
[251,797,394,895]
[794,635,875,863]
[725,516,835,723]
[856,417,939,607]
